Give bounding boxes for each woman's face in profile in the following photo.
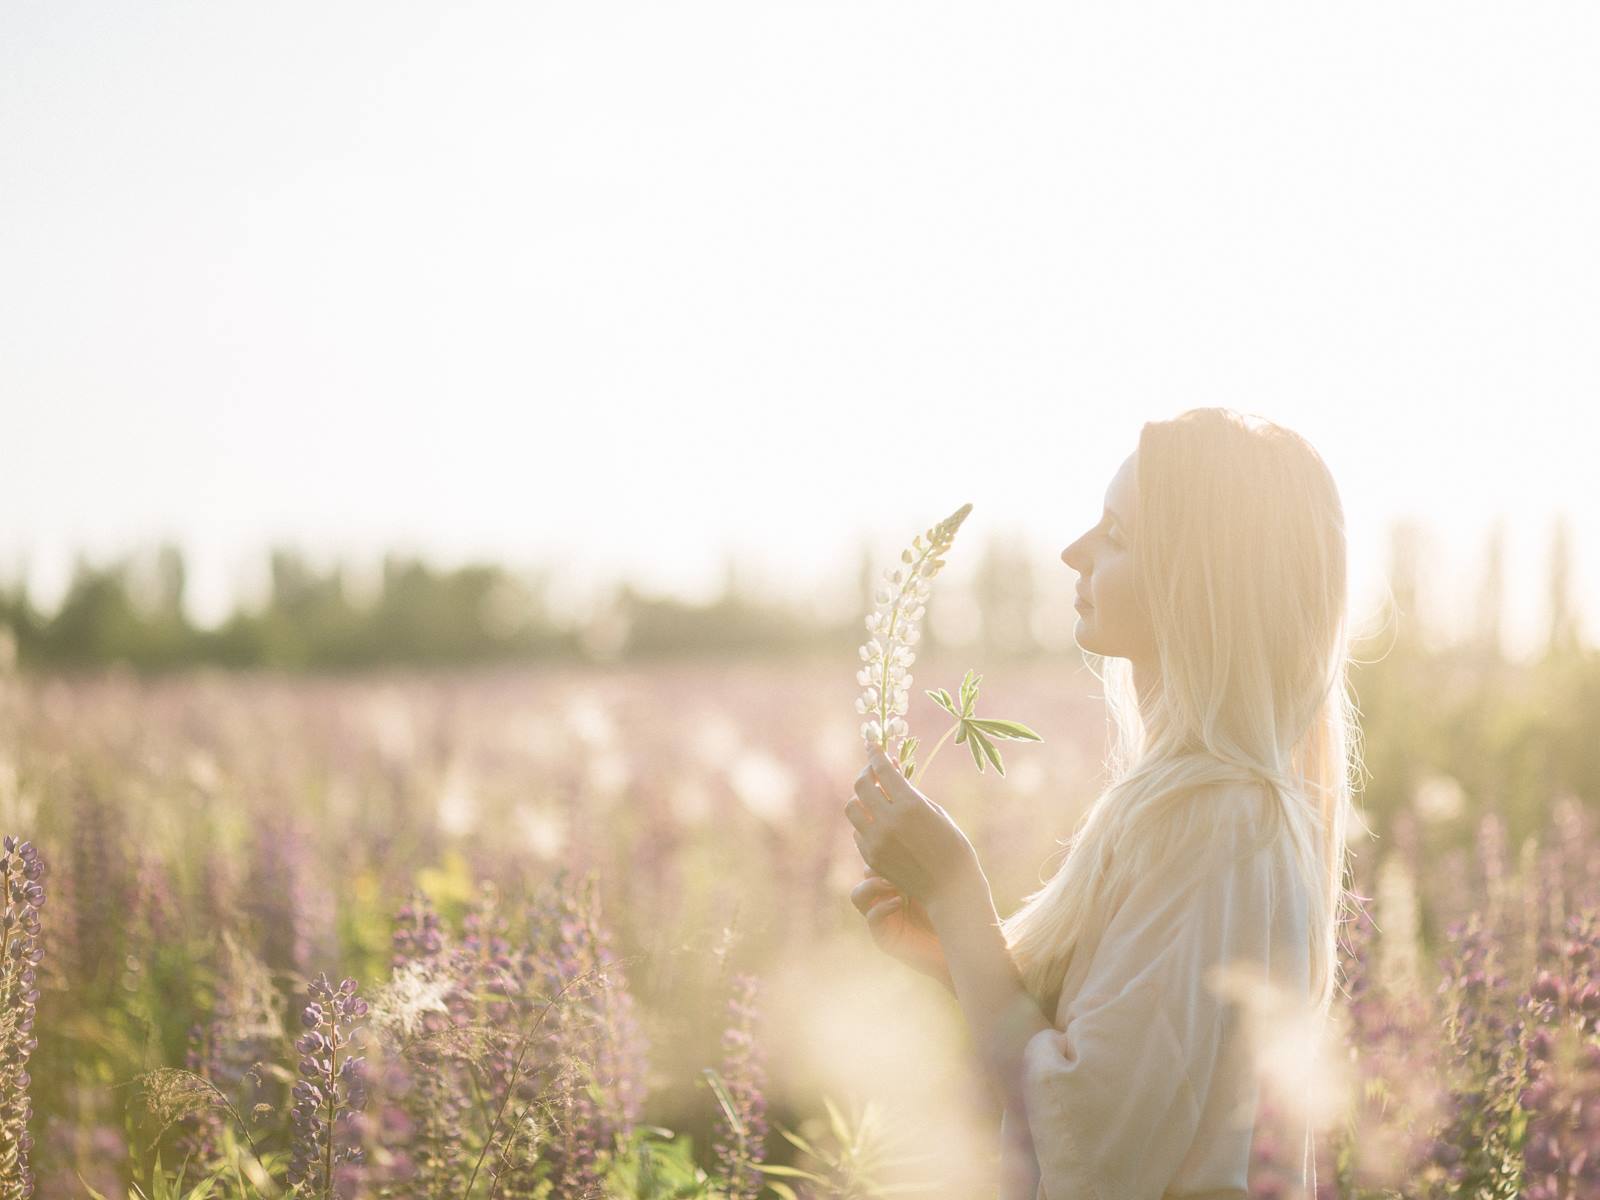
[1061,450,1155,665]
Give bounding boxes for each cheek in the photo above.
[1091,563,1144,633]
[1096,560,1135,609]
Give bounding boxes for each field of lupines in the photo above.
[3,654,1600,1198]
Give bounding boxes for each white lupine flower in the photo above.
[855,503,972,764]
[853,502,1046,783]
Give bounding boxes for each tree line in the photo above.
[0,516,1587,672]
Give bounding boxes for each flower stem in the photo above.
[914,721,961,778]
[324,1010,337,1200]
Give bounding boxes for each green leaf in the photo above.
[959,669,981,716]
[776,1125,821,1158]
[925,688,957,716]
[966,731,986,772]
[765,1182,801,1200]
[702,1068,746,1138]
[822,1095,853,1149]
[751,1164,826,1181]
[73,1173,115,1200]
[966,718,1043,742]
[954,722,968,744]
[972,729,1005,776]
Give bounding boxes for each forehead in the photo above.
[1105,451,1138,515]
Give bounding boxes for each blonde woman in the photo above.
[845,407,1363,1200]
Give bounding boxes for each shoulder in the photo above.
[1151,777,1281,867]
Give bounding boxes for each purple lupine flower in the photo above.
[35,1113,125,1200]
[707,971,768,1200]
[243,815,324,982]
[342,1045,417,1199]
[486,868,645,1200]
[579,877,650,1137]
[68,785,128,994]
[173,937,283,1174]
[0,835,45,1200]
[497,872,609,1198]
[287,973,369,1198]
[387,891,471,1196]
[389,890,445,971]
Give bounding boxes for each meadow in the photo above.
[3,646,1598,1198]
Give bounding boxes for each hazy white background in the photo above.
[4,2,1596,657]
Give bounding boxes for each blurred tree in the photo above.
[1546,514,1582,661]
[1472,519,1506,662]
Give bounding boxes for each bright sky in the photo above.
[4,2,1597,659]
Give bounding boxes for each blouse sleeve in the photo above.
[1018,799,1279,1200]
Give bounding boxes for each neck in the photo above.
[1132,658,1159,709]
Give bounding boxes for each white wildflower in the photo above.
[366,957,456,1040]
[856,504,972,765]
[852,503,1045,781]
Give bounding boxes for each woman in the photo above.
[844,407,1362,1200]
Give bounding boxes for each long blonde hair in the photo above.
[1001,407,1367,1023]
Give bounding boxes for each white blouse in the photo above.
[996,786,1318,1200]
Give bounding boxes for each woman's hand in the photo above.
[849,866,954,992]
[844,744,986,913]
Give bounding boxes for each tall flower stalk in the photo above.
[856,504,1042,781]
[705,971,767,1200]
[0,835,44,1200]
[288,973,369,1198]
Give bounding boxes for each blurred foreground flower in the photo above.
[1,835,44,1200]
[705,971,768,1200]
[856,504,1042,780]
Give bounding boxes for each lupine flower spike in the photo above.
[288,972,369,1198]
[857,504,1043,781]
[0,835,44,1200]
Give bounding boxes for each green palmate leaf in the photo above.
[966,731,985,772]
[973,729,1005,775]
[926,688,957,715]
[966,718,1043,742]
[959,670,980,716]
[765,1182,802,1200]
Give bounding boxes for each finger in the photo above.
[842,796,874,832]
[851,877,898,912]
[857,757,899,807]
[866,743,902,773]
[853,829,879,874]
[866,897,904,924]
[854,772,893,816]
[866,746,915,805]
